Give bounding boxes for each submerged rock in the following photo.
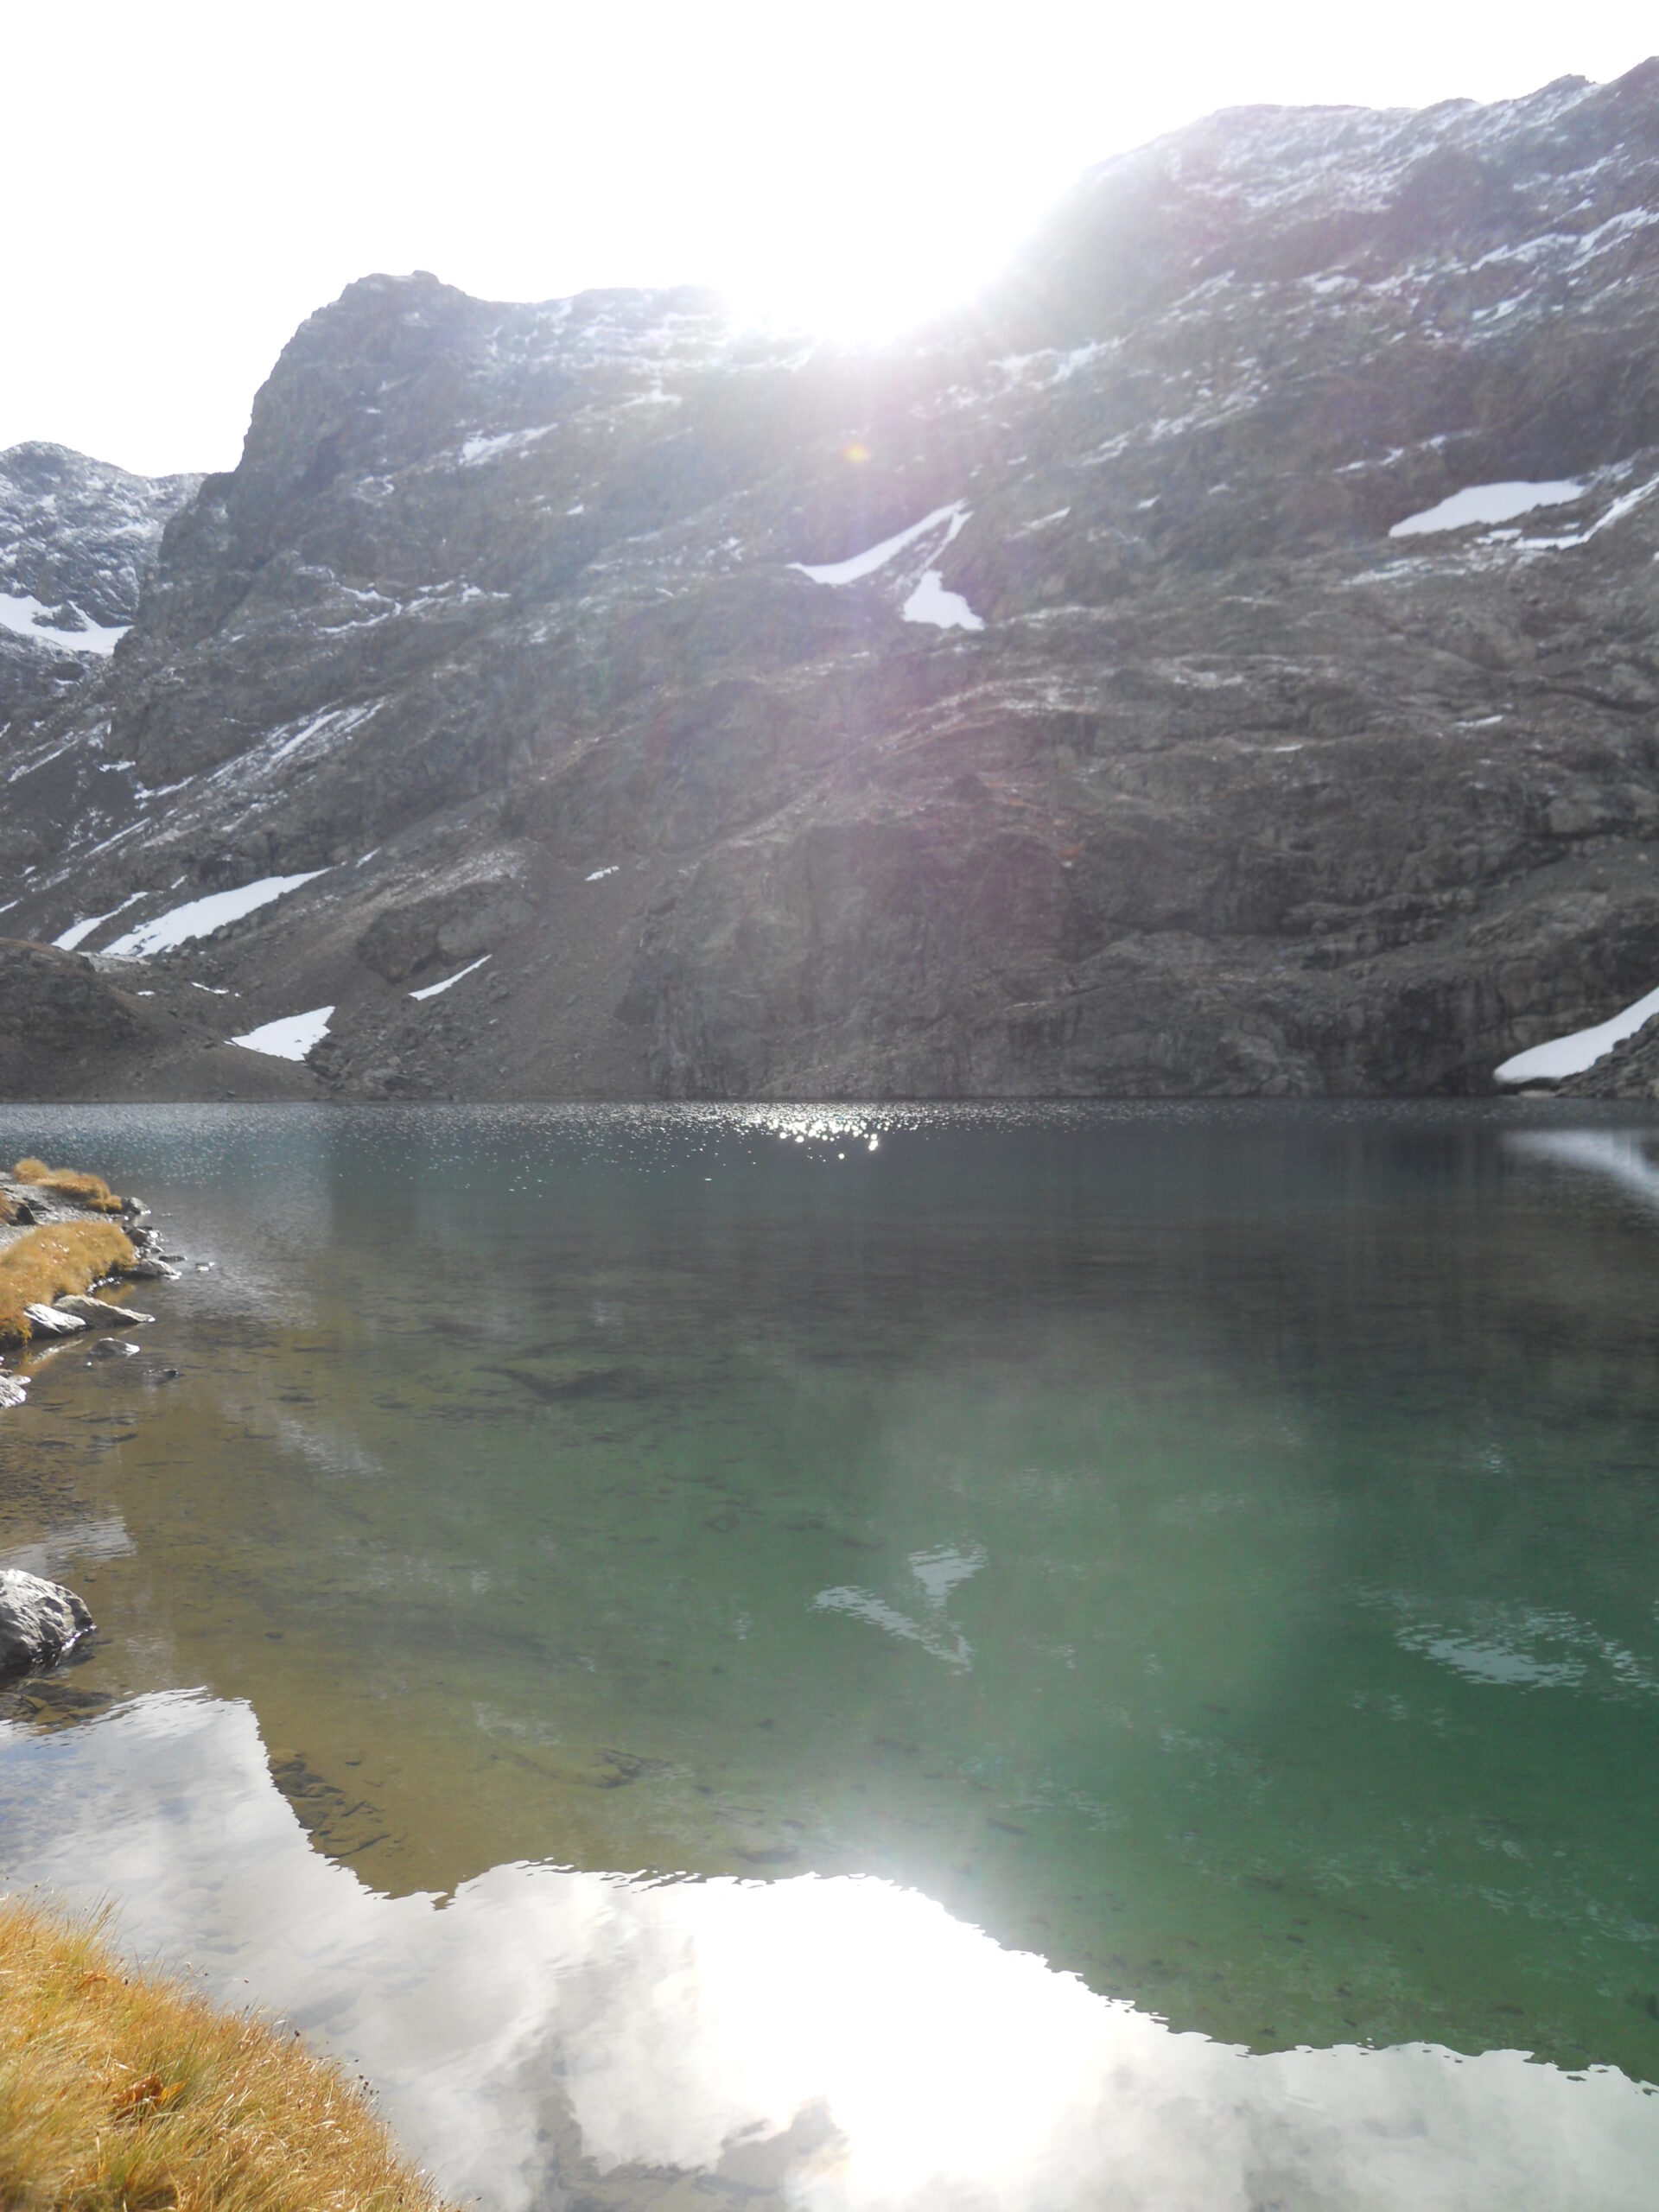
[0,1568,93,1677]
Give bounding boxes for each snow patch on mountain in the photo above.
[410,954,491,1001]
[267,701,384,768]
[903,571,984,632]
[105,871,329,957]
[1390,482,1586,537]
[791,504,969,587]
[1521,474,1659,550]
[53,893,144,950]
[231,1006,334,1061]
[1495,982,1659,1084]
[0,591,128,657]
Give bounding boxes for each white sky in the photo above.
[5,1,1656,477]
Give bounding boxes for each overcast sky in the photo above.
[7,2,1656,476]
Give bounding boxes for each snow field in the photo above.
[104,871,329,958]
[1494,982,1659,1084]
[1389,481,1585,537]
[230,1007,335,1061]
[0,590,129,657]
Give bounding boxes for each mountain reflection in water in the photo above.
[3,1102,1659,2204]
[2,1691,1655,2212]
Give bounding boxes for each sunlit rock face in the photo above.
[5,63,1659,1099]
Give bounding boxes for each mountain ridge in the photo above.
[3,60,1659,1101]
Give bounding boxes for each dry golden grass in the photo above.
[0,1221,137,1345]
[0,1896,450,2212]
[12,1158,124,1211]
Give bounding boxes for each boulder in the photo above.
[0,1568,93,1676]
[22,1302,85,1335]
[55,1293,152,1328]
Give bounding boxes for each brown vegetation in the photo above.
[0,1221,137,1344]
[12,1157,124,1211]
[0,1895,450,2212]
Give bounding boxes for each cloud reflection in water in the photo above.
[1,1691,1655,2211]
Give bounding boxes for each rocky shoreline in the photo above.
[0,1157,181,1681]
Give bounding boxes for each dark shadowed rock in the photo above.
[0,1568,93,1677]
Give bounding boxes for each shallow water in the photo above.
[2,1103,1657,2205]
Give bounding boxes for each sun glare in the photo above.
[4,2,1659,463]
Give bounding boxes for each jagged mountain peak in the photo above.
[0,439,200,734]
[3,66,1659,1104]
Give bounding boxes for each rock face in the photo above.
[0,442,199,731]
[3,65,1659,1098]
[0,1568,93,1678]
[0,938,300,1102]
[1558,1011,1659,1096]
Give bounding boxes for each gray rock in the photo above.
[0,1370,26,1409]
[124,1257,181,1281]
[55,1293,151,1327]
[22,1301,85,1335]
[0,1568,93,1676]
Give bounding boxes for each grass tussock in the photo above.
[0,1896,450,2212]
[0,1221,137,1344]
[12,1157,124,1211]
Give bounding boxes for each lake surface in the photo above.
[2,1103,1657,2208]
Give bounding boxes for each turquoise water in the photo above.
[1,1103,1657,2205]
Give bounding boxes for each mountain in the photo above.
[0,444,199,732]
[3,61,1659,1102]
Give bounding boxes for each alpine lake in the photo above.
[1,1103,1656,2210]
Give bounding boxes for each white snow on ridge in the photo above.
[0,591,129,657]
[902,571,984,632]
[1522,474,1659,551]
[53,892,144,950]
[1494,982,1659,1084]
[791,503,969,587]
[267,702,382,768]
[1389,481,1585,538]
[410,955,491,1001]
[459,424,556,467]
[230,1006,334,1062]
[104,871,328,958]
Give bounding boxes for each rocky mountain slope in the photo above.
[0,444,199,734]
[3,61,1659,1101]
